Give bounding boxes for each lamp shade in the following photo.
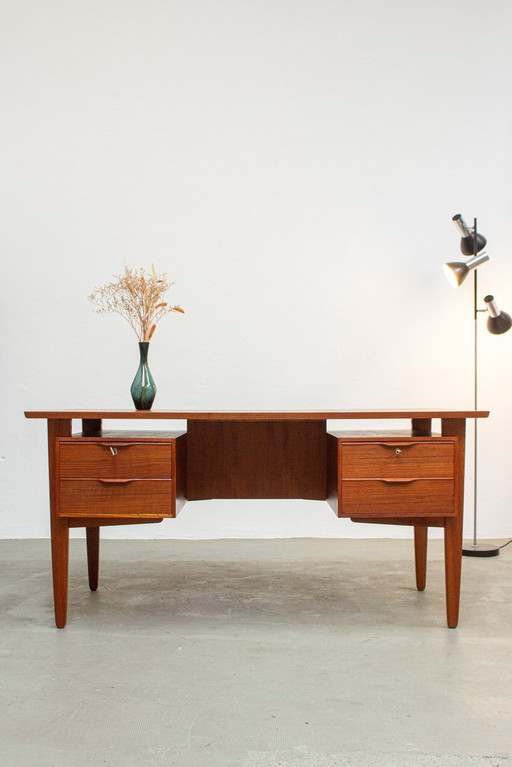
[484,295,512,334]
[443,252,490,287]
[452,214,487,255]
[443,261,469,288]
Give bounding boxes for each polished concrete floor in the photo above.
[1,538,511,767]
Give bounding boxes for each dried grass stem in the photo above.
[89,266,184,341]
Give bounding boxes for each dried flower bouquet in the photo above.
[89,266,184,342]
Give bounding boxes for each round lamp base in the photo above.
[462,542,500,557]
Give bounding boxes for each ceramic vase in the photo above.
[130,342,156,410]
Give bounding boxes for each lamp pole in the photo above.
[463,219,500,557]
[472,262,479,548]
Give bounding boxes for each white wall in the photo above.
[1,0,512,540]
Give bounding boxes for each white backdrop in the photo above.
[1,0,512,539]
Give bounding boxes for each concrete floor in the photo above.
[1,538,511,767]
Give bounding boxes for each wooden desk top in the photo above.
[25,409,490,420]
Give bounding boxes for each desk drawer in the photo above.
[59,479,173,518]
[341,441,454,479]
[59,442,172,479]
[341,478,454,517]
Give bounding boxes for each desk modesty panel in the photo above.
[25,409,489,629]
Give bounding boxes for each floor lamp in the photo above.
[444,214,512,556]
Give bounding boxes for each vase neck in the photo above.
[138,341,150,363]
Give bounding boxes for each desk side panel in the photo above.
[326,433,341,514]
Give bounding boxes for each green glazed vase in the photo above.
[130,342,157,410]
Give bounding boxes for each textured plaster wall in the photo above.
[1,0,512,539]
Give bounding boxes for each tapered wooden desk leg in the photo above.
[414,526,427,591]
[86,527,100,591]
[48,418,72,628]
[441,417,466,629]
[444,515,463,628]
[51,518,69,628]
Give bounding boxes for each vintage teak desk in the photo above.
[24,409,489,628]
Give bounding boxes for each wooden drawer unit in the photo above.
[340,478,454,516]
[327,434,458,518]
[57,433,186,519]
[60,479,173,518]
[341,441,454,479]
[60,442,172,479]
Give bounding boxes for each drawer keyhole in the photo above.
[395,448,402,455]
[110,447,118,456]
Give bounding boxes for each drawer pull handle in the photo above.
[110,447,118,456]
[97,479,135,485]
[381,443,415,448]
[396,448,402,455]
[381,478,418,484]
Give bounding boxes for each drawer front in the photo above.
[59,479,174,518]
[341,441,454,479]
[59,442,172,479]
[340,479,454,517]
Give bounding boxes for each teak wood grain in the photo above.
[414,526,428,591]
[59,479,174,518]
[26,408,490,420]
[340,478,455,517]
[47,419,71,628]
[186,419,327,500]
[59,441,173,479]
[27,409,486,628]
[441,418,466,628]
[340,441,455,479]
[86,527,100,591]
